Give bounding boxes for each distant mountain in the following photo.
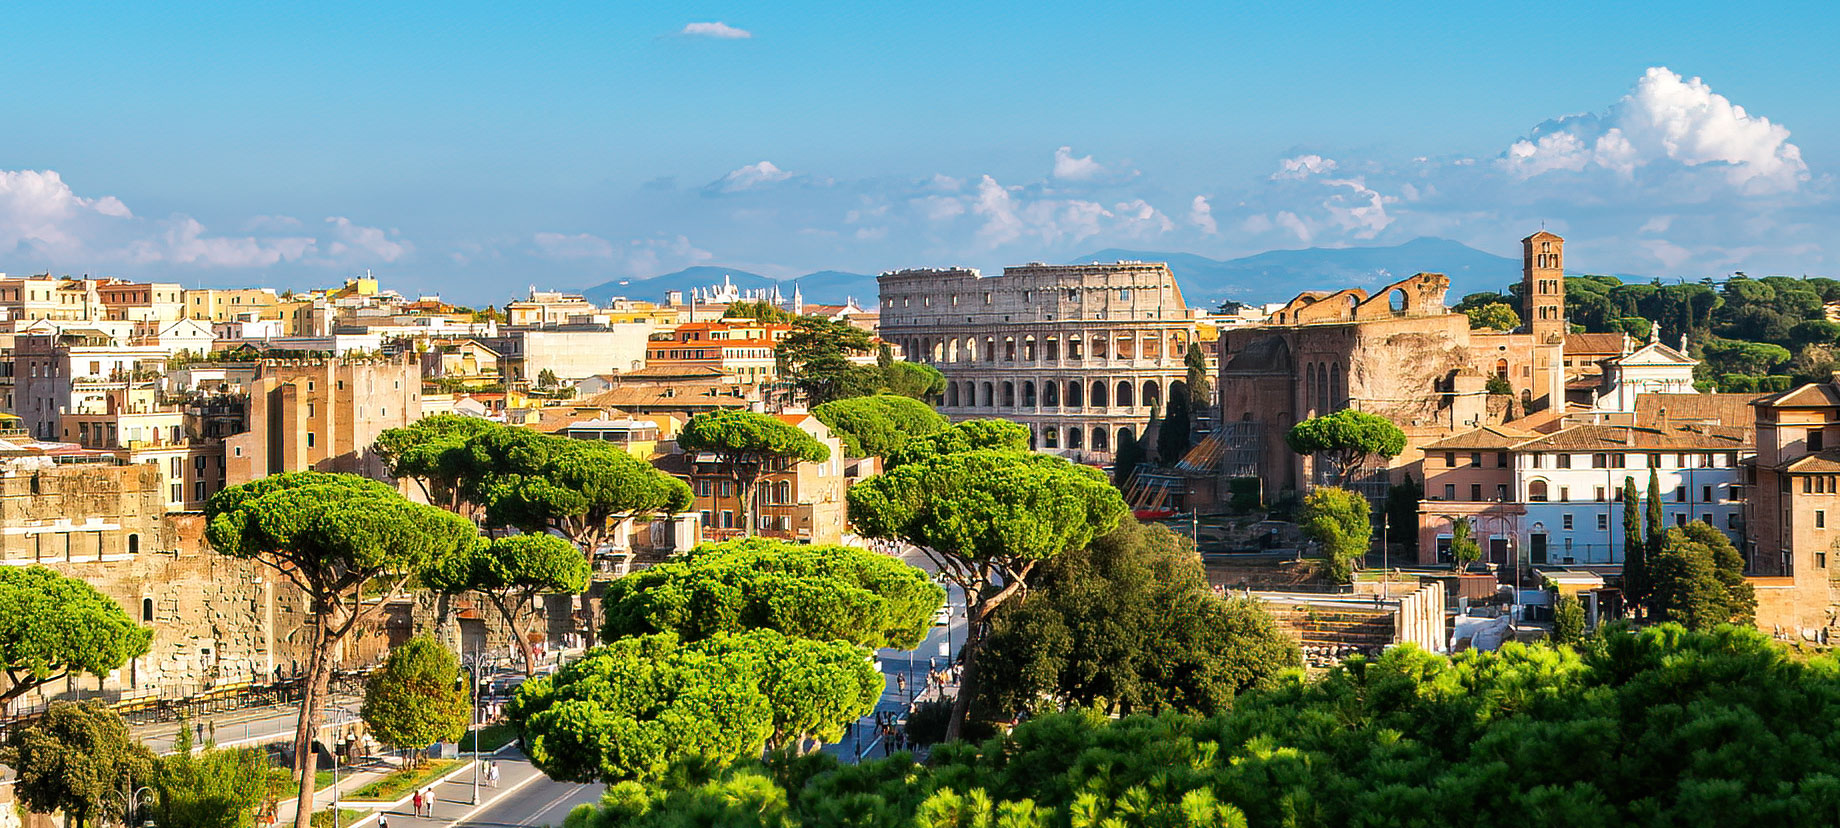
[1071,237,1533,308]
[582,266,877,307]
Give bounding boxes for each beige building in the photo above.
[481,327,653,385]
[668,412,847,544]
[878,262,1202,464]
[1744,378,1840,641]
[96,280,184,322]
[183,287,284,323]
[507,289,597,327]
[225,355,422,484]
[11,330,170,440]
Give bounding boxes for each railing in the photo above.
[0,670,374,743]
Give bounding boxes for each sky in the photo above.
[2,2,1838,304]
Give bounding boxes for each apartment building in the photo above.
[11,330,170,439]
[182,287,283,323]
[480,326,653,385]
[644,319,792,383]
[96,280,184,321]
[669,412,846,544]
[506,289,597,327]
[224,355,422,484]
[1418,422,1750,569]
[1743,378,1840,640]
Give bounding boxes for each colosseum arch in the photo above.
[1068,428,1084,449]
[1043,427,1060,448]
[1092,334,1108,360]
[947,383,960,407]
[1141,380,1160,408]
[1002,381,1015,407]
[1023,335,1036,361]
[1044,380,1060,407]
[1091,381,1108,407]
[1092,427,1109,451]
[980,382,994,407]
[1116,381,1134,408]
[1022,381,1036,407]
[1067,380,1084,407]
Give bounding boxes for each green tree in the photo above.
[1448,517,1480,572]
[428,534,591,675]
[1699,338,1790,377]
[601,537,942,649]
[206,472,480,828]
[1645,468,1664,608]
[883,361,947,400]
[537,368,561,389]
[678,410,830,537]
[1284,409,1407,486]
[0,567,151,713]
[151,724,284,828]
[373,414,501,516]
[2,701,156,828]
[1184,342,1212,410]
[849,449,1126,740]
[726,299,797,323]
[1621,476,1648,616]
[1648,523,1754,630]
[977,521,1299,717]
[361,636,472,765]
[1485,374,1514,396]
[1112,430,1145,487]
[1299,486,1369,583]
[1157,392,1192,462]
[885,418,1031,469]
[777,317,876,404]
[1551,592,1586,645]
[1465,302,1521,332]
[811,394,948,458]
[509,630,878,782]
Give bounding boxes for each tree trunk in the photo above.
[493,593,539,676]
[736,471,758,537]
[291,631,334,828]
[943,617,985,743]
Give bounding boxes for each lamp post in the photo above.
[464,646,484,806]
[108,783,153,828]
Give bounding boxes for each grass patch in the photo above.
[460,723,518,753]
[309,808,365,828]
[276,769,340,798]
[346,758,462,801]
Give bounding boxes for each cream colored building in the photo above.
[224,355,422,484]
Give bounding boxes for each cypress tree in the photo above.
[1113,433,1145,488]
[1158,393,1192,462]
[1644,468,1665,616]
[1621,477,1646,615]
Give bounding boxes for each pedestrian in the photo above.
[411,790,422,818]
[488,760,500,788]
[423,786,435,817]
[896,674,907,695]
[378,814,388,828]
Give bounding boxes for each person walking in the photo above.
[488,760,500,788]
[422,786,435,817]
[411,791,423,818]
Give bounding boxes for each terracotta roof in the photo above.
[580,384,759,411]
[1781,451,1840,474]
[610,365,728,379]
[1634,393,1755,429]
[1422,425,1541,450]
[1514,423,1748,452]
[1565,332,1626,356]
[1754,383,1840,409]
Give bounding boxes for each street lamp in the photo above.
[462,646,485,806]
[107,784,153,828]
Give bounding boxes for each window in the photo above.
[306,432,315,448]
[1445,452,1456,467]
[1701,514,1712,525]
[1531,453,1543,469]
[1592,453,1607,469]
[1496,484,1509,501]
[1648,453,1662,469]
[195,481,206,501]
[307,403,315,417]
[1728,513,1741,529]
[721,511,734,529]
[719,481,734,497]
[1611,454,1626,468]
[1703,485,1713,502]
[1595,486,1606,502]
[1674,513,1686,527]
[1675,486,1686,503]
[142,598,155,622]
[1443,484,1456,501]
[1497,452,1508,468]
[1821,551,1829,569]
[1813,429,1826,452]
[1820,510,1828,529]
[1528,480,1548,502]
[1597,514,1609,530]
[1470,452,1482,467]
[1562,514,1574,530]
[1557,454,1572,469]
[1559,486,1570,502]
[1469,484,1482,501]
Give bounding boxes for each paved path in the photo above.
[356,750,601,828]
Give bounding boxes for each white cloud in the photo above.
[969,175,1117,249]
[914,195,966,222]
[1114,198,1174,238]
[0,169,132,255]
[533,232,616,260]
[1501,67,1807,193]
[129,216,317,268]
[1052,146,1104,181]
[1272,154,1338,180]
[322,217,409,263]
[680,22,751,39]
[1188,195,1218,234]
[1320,178,1396,239]
[706,161,795,194]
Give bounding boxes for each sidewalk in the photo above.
[275,742,524,827]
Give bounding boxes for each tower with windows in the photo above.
[1522,231,1566,343]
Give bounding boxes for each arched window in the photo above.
[1091,381,1108,407]
[981,382,994,407]
[1347,294,1359,318]
[1528,480,1549,502]
[142,597,154,622]
[1043,428,1060,449]
[949,338,961,362]
[1116,335,1135,359]
[1092,427,1109,451]
[1142,380,1160,408]
[1495,358,1509,378]
[985,337,996,363]
[1317,367,1330,415]
[1170,379,1189,408]
[1044,337,1060,361]
[932,340,944,362]
[1023,336,1036,361]
[127,533,140,555]
[775,481,792,504]
[1002,382,1015,407]
[1044,381,1060,407]
[1022,381,1037,407]
[1068,381,1084,407]
[1330,364,1344,411]
[1004,337,1017,362]
[1117,381,1133,408]
[1068,428,1084,449]
[947,383,960,407]
[1305,364,1318,414]
[1389,289,1407,315]
[1092,335,1108,359]
[1069,336,1085,360]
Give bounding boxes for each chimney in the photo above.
[1658,407,1670,431]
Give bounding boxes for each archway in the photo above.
[1092,427,1109,451]
[1044,381,1060,407]
[1091,381,1108,407]
[1001,381,1015,407]
[1117,381,1133,408]
[1068,381,1084,407]
[1141,380,1160,408]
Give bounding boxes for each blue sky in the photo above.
[2,2,1837,303]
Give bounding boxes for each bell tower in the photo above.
[1522,231,1565,343]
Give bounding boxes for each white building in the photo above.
[1592,325,1699,413]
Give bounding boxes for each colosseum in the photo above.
[877,262,1203,463]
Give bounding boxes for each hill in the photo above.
[1072,237,1530,307]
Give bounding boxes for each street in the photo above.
[364,750,601,828]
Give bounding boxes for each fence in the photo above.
[0,669,373,744]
